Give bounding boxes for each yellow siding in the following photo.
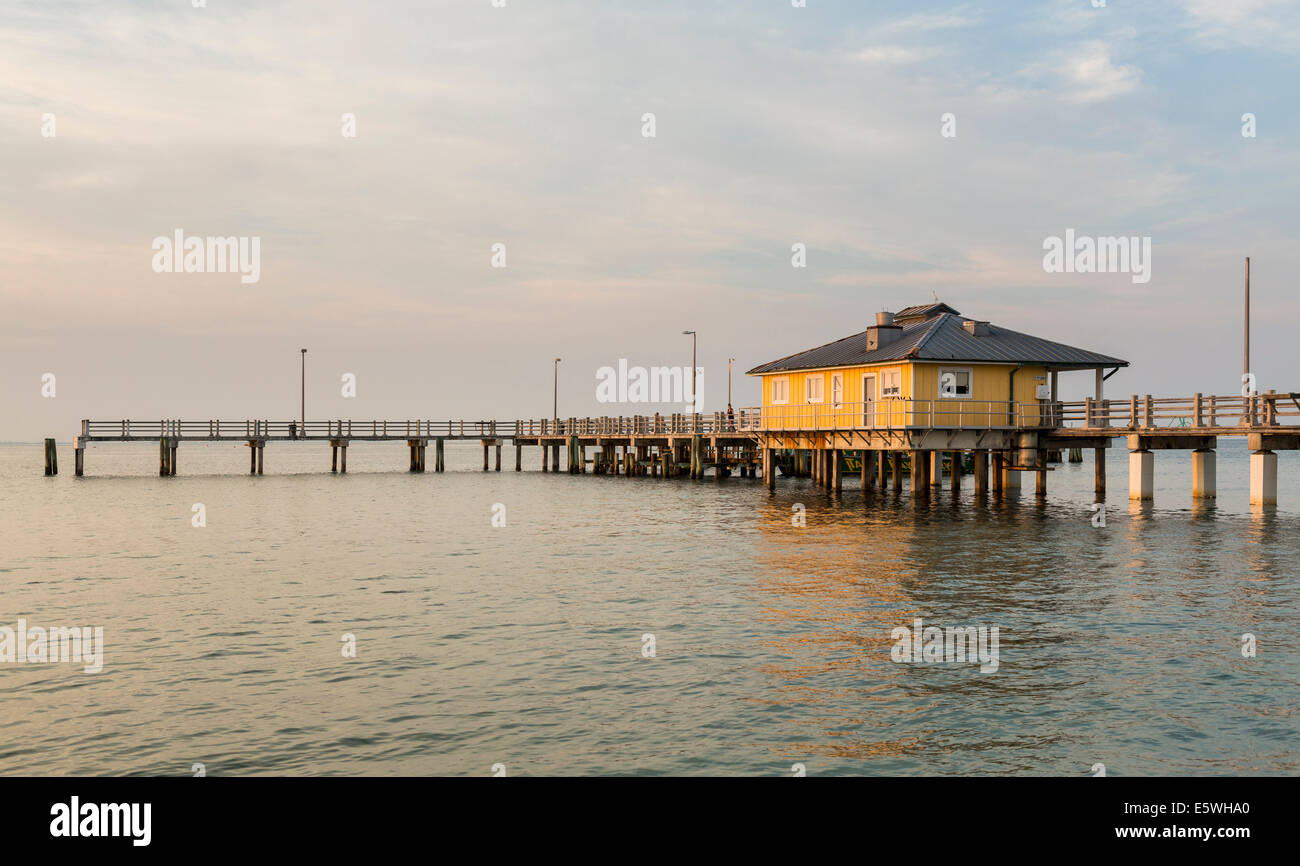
[756,362,1051,429]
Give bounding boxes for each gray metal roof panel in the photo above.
[746,313,1128,374]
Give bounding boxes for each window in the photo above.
[805,375,824,403]
[831,373,843,408]
[880,369,902,397]
[938,367,972,399]
[771,376,789,405]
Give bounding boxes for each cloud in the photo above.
[851,45,940,65]
[1178,0,1300,52]
[1059,42,1141,103]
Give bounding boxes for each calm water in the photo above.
[1,439,1296,776]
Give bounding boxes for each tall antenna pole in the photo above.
[1244,257,1250,383]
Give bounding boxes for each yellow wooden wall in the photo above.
[756,362,1050,429]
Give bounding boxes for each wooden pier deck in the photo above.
[50,391,1300,504]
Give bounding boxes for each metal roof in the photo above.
[746,312,1129,374]
[894,302,961,322]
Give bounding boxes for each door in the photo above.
[862,374,876,427]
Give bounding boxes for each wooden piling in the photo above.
[160,437,170,476]
[74,441,84,477]
[435,438,444,472]
[951,451,961,491]
[992,452,1004,492]
[929,451,942,487]
[516,443,522,471]
[542,443,549,472]
[891,451,902,490]
[43,438,58,476]
[1036,449,1047,497]
[831,448,842,491]
[338,443,347,474]
[974,449,988,491]
[482,441,489,471]
[495,443,502,472]
[1094,448,1106,495]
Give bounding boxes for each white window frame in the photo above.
[805,374,824,404]
[938,366,973,400]
[771,376,789,405]
[831,372,844,408]
[880,368,903,398]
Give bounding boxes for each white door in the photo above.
[862,375,876,427]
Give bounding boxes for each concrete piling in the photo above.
[1250,450,1277,506]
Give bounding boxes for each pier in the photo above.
[50,390,1300,505]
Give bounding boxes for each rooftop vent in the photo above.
[867,312,903,351]
[962,319,990,336]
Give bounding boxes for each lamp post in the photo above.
[682,330,696,412]
[728,357,734,406]
[553,358,562,424]
[300,348,307,435]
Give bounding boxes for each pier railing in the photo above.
[83,419,505,440]
[513,412,757,437]
[79,393,1300,443]
[1055,392,1300,430]
[81,414,762,441]
[739,399,1043,432]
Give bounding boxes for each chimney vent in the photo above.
[963,319,990,337]
[867,313,903,351]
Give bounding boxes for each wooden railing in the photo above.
[738,400,1043,431]
[1055,392,1300,430]
[513,412,755,436]
[83,420,504,439]
[80,393,1300,442]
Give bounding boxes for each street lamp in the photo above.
[682,330,696,412]
[553,357,562,424]
[728,357,735,407]
[300,348,307,436]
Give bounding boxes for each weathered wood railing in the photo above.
[1055,392,1300,430]
[512,412,754,437]
[738,400,1041,432]
[83,419,504,439]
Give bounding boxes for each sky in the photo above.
[3,0,1299,440]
